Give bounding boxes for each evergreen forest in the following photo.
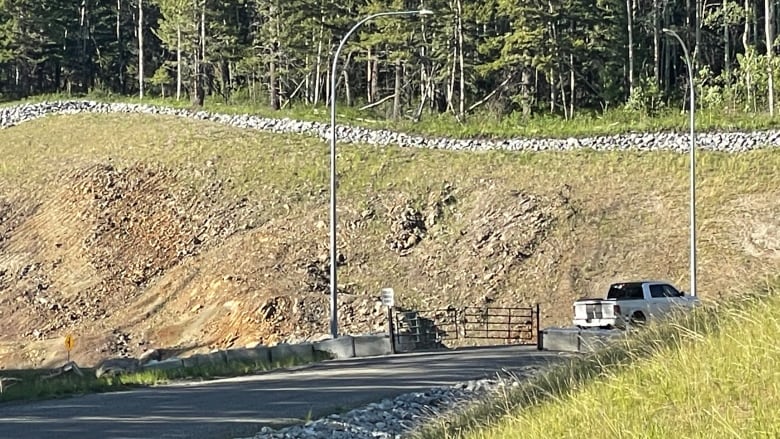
[1,0,778,120]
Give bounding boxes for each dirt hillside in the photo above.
[0,113,777,369]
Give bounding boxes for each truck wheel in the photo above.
[631,312,646,326]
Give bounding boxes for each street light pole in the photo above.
[329,9,434,338]
[663,27,697,298]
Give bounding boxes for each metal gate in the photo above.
[393,304,540,351]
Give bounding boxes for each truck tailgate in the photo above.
[574,300,616,320]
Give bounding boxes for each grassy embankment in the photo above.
[0,354,327,403]
[0,111,776,312]
[0,100,777,404]
[5,92,780,139]
[414,278,780,439]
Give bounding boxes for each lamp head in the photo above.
[418,9,434,15]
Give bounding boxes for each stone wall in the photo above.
[2,100,779,153]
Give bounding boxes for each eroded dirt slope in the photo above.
[0,161,580,367]
[0,114,777,369]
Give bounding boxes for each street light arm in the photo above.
[330,11,430,112]
[662,29,692,79]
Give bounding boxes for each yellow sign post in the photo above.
[64,334,75,362]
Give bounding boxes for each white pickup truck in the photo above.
[572,280,700,329]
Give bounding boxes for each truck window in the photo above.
[649,284,666,298]
[662,284,683,297]
[607,283,644,300]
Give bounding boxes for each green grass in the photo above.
[0,113,777,324]
[413,277,780,439]
[0,352,330,403]
[5,92,780,139]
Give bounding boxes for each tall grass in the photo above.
[413,278,780,439]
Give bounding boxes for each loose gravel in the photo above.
[2,100,780,153]
[235,369,542,439]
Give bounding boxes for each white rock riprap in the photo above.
[235,371,540,439]
[1,100,779,153]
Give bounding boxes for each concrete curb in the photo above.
[313,336,356,359]
[270,343,315,364]
[538,327,626,353]
[95,332,402,378]
[353,335,393,357]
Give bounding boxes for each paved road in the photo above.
[0,346,566,439]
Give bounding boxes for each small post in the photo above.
[64,334,75,363]
[507,311,512,344]
[388,306,397,354]
[535,303,541,349]
[380,287,396,354]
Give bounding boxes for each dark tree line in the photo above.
[1,0,777,118]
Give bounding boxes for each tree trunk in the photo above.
[663,0,672,93]
[270,54,279,110]
[559,71,568,119]
[521,68,532,117]
[344,70,352,107]
[569,53,575,117]
[138,0,144,99]
[694,0,701,66]
[176,23,182,100]
[447,42,456,113]
[766,0,774,115]
[190,1,204,107]
[371,56,379,104]
[314,27,323,105]
[393,60,402,119]
[743,0,750,51]
[325,58,330,107]
[366,47,373,103]
[723,0,730,80]
[743,0,751,107]
[626,0,635,96]
[220,60,230,101]
[550,68,557,113]
[200,2,206,96]
[753,3,759,50]
[116,0,126,92]
[653,0,660,82]
[686,0,692,53]
[456,0,466,116]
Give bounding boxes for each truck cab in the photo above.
[573,280,699,329]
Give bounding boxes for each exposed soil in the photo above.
[0,116,777,370]
[0,160,585,368]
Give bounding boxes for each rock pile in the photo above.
[236,369,543,439]
[2,100,779,153]
[386,206,427,254]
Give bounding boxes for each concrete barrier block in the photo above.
[313,336,355,359]
[225,346,271,364]
[141,358,183,371]
[353,334,392,357]
[539,327,581,352]
[181,351,227,368]
[578,329,624,353]
[270,343,315,364]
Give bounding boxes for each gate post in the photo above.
[536,303,541,350]
[507,311,512,344]
[388,306,397,354]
